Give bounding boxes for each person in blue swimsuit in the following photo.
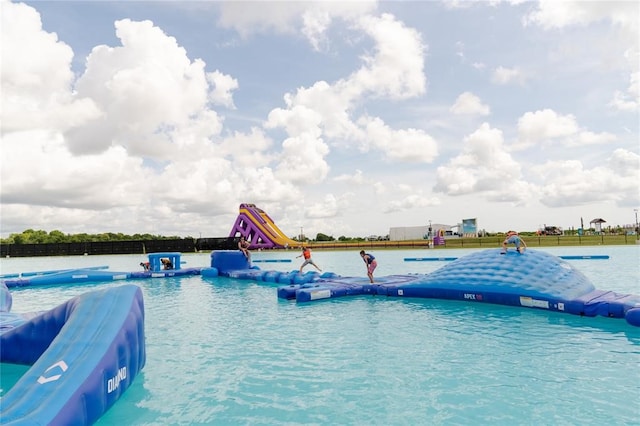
[359,250,377,283]
[501,231,527,254]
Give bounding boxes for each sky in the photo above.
[1,0,639,240]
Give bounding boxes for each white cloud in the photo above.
[450,92,490,116]
[266,104,330,184]
[516,109,616,149]
[265,11,431,176]
[217,1,377,49]
[65,19,223,157]
[207,70,238,108]
[334,170,365,184]
[353,13,427,100]
[533,148,640,208]
[492,66,527,85]
[218,127,275,167]
[609,70,640,112]
[0,1,101,134]
[0,1,637,238]
[359,116,438,163]
[383,194,440,213]
[1,130,150,209]
[305,194,340,219]
[523,1,638,33]
[524,1,639,115]
[434,123,535,203]
[517,109,578,144]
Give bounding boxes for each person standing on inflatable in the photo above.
[297,246,321,273]
[501,231,527,254]
[360,250,377,283]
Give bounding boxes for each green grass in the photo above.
[309,234,639,250]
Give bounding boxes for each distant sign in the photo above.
[462,218,477,235]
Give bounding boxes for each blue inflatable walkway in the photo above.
[210,249,640,327]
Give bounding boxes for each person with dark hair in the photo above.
[359,250,377,283]
[238,236,251,260]
[160,258,173,270]
[139,261,150,271]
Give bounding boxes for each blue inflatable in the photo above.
[0,283,146,425]
[212,249,640,327]
[2,252,202,288]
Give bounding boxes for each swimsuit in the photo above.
[364,253,377,273]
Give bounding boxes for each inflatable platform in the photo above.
[0,282,146,425]
[1,252,203,288]
[211,249,640,327]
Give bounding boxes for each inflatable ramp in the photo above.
[0,283,146,425]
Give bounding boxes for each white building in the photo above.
[389,224,456,241]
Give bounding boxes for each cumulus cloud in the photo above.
[65,19,226,158]
[353,13,427,100]
[533,149,640,208]
[434,123,536,203]
[0,1,101,134]
[207,70,239,108]
[266,104,330,183]
[609,70,640,112]
[359,116,438,163]
[450,92,490,115]
[1,130,149,209]
[516,109,616,149]
[0,4,285,236]
[217,127,274,167]
[265,11,432,175]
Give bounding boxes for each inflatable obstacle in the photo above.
[210,249,640,327]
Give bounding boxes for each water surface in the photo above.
[1,246,639,424]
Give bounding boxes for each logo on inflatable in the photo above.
[37,360,68,384]
[107,366,127,393]
[463,293,483,301]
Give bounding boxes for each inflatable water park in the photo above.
[1,203,639,425]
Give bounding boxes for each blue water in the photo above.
[2,246,639,425]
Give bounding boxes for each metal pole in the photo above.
[634,209,638,239]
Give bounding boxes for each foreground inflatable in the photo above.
[0,283,146,425]
[210,249,640,327]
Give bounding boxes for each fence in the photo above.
[0,238,225,258]
[1,235,636,258]
[309,234,638,250]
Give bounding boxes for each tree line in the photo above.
[1,229,374,245]
[1,229,185,245]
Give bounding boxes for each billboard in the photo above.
[462,218,478,236]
